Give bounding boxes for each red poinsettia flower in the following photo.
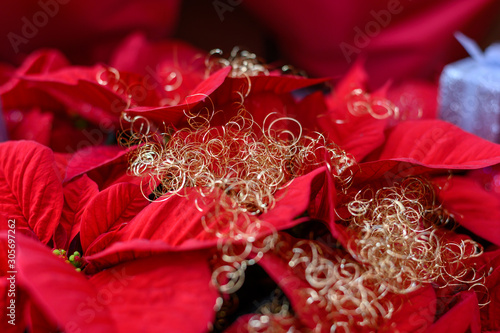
[2,31,500,332]
[0,140,220,332]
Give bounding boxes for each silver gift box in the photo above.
[439,33,500,143]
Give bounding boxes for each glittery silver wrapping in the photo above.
[438,35,500,143]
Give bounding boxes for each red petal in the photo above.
[0,141,63,244]
[81,182,149,255]
[21,66,123,127]
[52,152,72,179]
[84,239,179,274]
[387,81,438,120]
[217,75,329,101]
[4,108,53,146]
[0,233,28,332]
[332,61,367,99]
[261,167,330,229]
[435,176,500,246]
[481,254,500,330]
[110,33,206,104]
[64,145,129,184]
[426,291,481,333]
[15,233,117,332]
[0,50,71,111]
[373,120,500,169]
[0,280,27,333]
[320,111,388,162]
[380,285,436,332]
[125,66,231,126]
[113,188,219,249]
[224,314,305,333]
[89,250,218,333]
[56,175,99,249]
[321,62,389,161]
[257,248,327,330]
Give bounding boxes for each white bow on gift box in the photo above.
[439,32,500,143]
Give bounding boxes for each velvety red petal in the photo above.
[15,233,117,332]
[221,75,329,98]
[435,176,500,246]
[125,66,231,126]
[64,145,130,184]
[0,141,63,244]
[208,74,330,123]
[320,62,389,161]
[426,291,481,333]
[89,250,218,333]
[0,50,70,111]
[113,188,220,249]
[81,182,149,256]
[56,174,99,249]
[256,248,328,330]
[261,167,330,230]
[372,120,500,169]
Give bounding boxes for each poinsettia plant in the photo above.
[1,33,500,333]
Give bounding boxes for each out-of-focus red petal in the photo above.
[331,61,367,100]
[258,232,437,333]
[371,120,500,169]
[52,152,72,179]
[4,108,53,146]
[0,279,27,333]
[81,183,149,256]
[221,75,329,97]
[55,175,99,249]
[110,33,206,104]
[320,111,388,162]
[435,176,500,246]
[257,248,328,330]
[387,80,438,120]
[320,62,389,161]
[89,250,218,333]
[0,141,63,244]
[426,291,481,333]
[0,234,28,332]
[15,233,117,332]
